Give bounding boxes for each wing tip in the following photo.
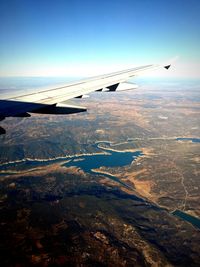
[164,64,171,70]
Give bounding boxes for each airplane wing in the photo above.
[0,62,171,121]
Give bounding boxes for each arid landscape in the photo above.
[0,79,200,266]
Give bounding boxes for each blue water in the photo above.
[0,142,142,189]
[63,144,142,189]
[64,149,141,173]
[1,140,200,228]
[173,210,200,230]
[176,138,200,143]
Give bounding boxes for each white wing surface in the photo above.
[0,62,171,122]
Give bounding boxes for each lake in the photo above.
[0,142,143,190]
[176,138,200,143]
[1,140,200,229]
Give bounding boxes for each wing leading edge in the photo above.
[0,61,171,123]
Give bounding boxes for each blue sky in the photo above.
[0,0,200,78]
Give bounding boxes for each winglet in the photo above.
[163,56,179,70]
[164,64,171,70]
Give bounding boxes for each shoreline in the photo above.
[1,136,199,168]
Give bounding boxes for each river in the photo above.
[173,210,200,230]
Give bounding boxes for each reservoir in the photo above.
[63,142,142,189]
[64,145,141,172]
[173,210,200,230]
[176,138,200,143]
[1,140,200,229]
[0,142,143,189]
